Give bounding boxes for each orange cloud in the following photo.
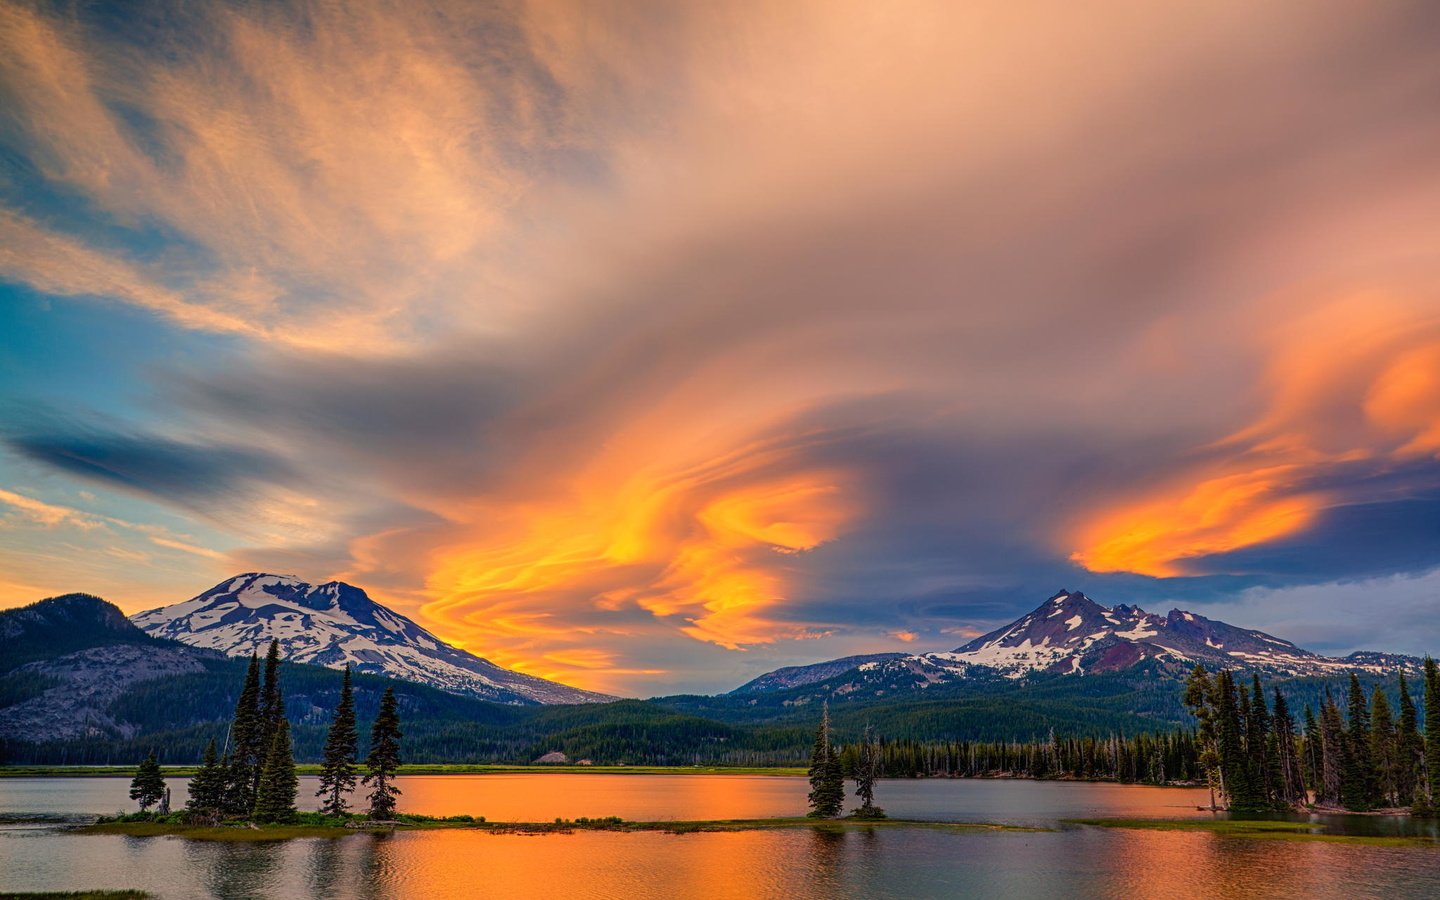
[421,461,857,658]
[1071,294,1440,576]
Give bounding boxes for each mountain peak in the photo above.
[131,574,613,705]
[938,588,1422,678]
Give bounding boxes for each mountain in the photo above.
[0,593,761,766]
[0,595,218,743]
[130,573,612,706]
[730,589,1423,694]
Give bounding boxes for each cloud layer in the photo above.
[3,0,1440,692]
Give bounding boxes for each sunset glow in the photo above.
[5,0,1440,693]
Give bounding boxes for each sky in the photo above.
[3,0,1440,696]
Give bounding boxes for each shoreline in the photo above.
[0,764,807,778]
[74,815,1042,841]
[1065,817,1439,847]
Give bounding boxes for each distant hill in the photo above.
[0,593,154,671]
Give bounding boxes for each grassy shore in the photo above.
[1065,817,1440,847]
[76,812,1043,842]
[2,764,806,778]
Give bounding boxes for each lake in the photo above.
[2,775,1438,898]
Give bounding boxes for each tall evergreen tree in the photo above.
[1396,670,1422,807]
[853,724,885,818]
[1319,693,1344,806]
[1271,689,1303,807]
[1341,672,1376,810]
[1423,657,1440,812]
[364,686,403,819]
[317,665,360,816]
[225,653,264,814]
[253,719,298,823]
[1248,675,1280,807]
[129,752,166,812]
[1369,687,1397,808]
[807,702,844,818]
[1302,705,1322,798]
[187,738,226,814]
[1215,671,1263,810]
[260,639,285,750]
[1183,665,1221,809]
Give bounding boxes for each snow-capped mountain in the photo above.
[131,573,612,705]
[730,589,1423,693]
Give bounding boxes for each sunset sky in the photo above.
[3,0,1440,695]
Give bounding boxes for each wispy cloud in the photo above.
[4,0,1440,692]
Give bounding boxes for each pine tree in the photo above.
[1183,665,1221,809]
[1423,657,1440,813]
[1271,689,1303,807]
[225,653,264,814]
[260,639,285,752]
[1301,705,1322,799]
[1396,670,1422,807]
[1369,686,1397,808]
[1319,693,1344,806]
[253,719,298,823]
[364,686,403,819]
[853,724,885,818]
[1248,675,1280,807]
[1341,672,1375,810]
[807,702,844,818]
[129,752,166,812]
[1215,670,1262,810]
[317,665,360,816]
[187,738,226,814]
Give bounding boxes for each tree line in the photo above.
[129,640,405,822]
[1184,660,1440,812]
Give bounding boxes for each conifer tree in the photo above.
[364,686,403,819]
[1423,657,1440,812]
[253,719,298,823]
[1248,675,1279,806]
[1319,693,1344,806]
[807,702,844,818]
[1271,689,1303,807]
[129,752,166,812]
[1183,666,1221,809]
[1301,705,1322,797]
[225,653,264,814]
[1396,670,1421,807]
[1369,687,1397,808]
[317,665,360,816]
[1342,672,1375,810]
[260,639,285,751]
[187,738,226,814]
[853,724,885,818]
[1214,670,1262,810]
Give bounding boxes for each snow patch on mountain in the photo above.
[730,589,1424,693]
[130,573,612,705]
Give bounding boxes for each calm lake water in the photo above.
[2,775,1438,898]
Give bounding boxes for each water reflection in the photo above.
[2,778,1438,898]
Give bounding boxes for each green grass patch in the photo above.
[1065,817,1439,847]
